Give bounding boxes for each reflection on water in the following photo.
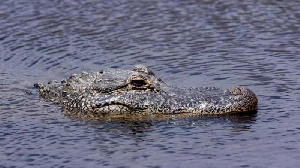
[85,112,257,135]
[1,0,300,167]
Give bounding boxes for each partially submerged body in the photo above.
[35,65,258,118]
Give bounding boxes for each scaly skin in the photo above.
[35,65,258,118]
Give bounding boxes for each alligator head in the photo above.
[35,65,258,118]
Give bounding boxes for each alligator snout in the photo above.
[227,85,258,112]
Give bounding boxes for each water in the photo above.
[0,0,299,167]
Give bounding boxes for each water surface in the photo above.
[1,0,300,167]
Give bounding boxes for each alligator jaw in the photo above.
[92,101,147,115]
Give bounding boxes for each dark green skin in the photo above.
[35,65,258,118]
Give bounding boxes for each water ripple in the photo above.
[1,0,300,167]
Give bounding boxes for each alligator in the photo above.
[34,65,258,118]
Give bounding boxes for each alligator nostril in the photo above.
[131,79,147,87]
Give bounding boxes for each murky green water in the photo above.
[1,0,299,167]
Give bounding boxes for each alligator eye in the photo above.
[131,79,147,87]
